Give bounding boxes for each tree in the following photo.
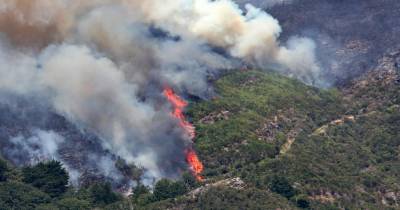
[293,194,310,209]
[35,204,60,210]
[56,198,91,210]
[130,184,153,206]
[153,179,187,201]
[22,160,69,197]
[132,184,150,200]
[268,176,295,198]
[0,159,8,182]
[182,172,198,189]
[89,182,120,206]
[0,181,50,209]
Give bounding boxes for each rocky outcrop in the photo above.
[187,177,246,199]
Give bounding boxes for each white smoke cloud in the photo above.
[277,37,322,85]
[7,129,64,164]
[122,0,321,83]
[4,129,82,185]
[0,41,39,94]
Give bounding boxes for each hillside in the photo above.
[237,0,400,85]
[1,1,399,209]
[185,50,400,210]
[135,50,400,209]
[1,49,398,209]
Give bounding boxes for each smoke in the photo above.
[5,129,64,165]
[121,0,321,83]
[235,0,293,8]
[0,40,39,94]
[0,0,324,185]
[3,129,81,185]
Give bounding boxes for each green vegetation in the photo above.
[0,158,8,182]
[269,176,296,198]
[184,70,400,209]
[0,69,398,209]
[191,186,297,210]
[22,160,69,198]
[153,179,187,201]
[0,181,50,210]
[88,182,121,206]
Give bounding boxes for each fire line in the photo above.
[163,87,204,181]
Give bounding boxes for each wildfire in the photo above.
[163,87,196,139]
[163,87,204,181]
[186,149,204,181]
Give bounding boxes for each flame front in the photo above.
[163,87,204,181]
[163,87,196,139]
[186,149,204,181]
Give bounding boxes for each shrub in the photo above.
[153,179,187,201]
[0,159,8,182]
[268,176,295,198]
[56,198,91,210]
[22,160,69,197]
[0,181,50,209]
[89,182,120,206]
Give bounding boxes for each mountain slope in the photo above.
[0,51,398,209]
[237,0,400,85]
[143,50,400,209]
[186,51,399,209]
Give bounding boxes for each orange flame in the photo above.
[163,87,195,139]
[163,88,188,108]
[163,87,204,181]
[186,149,204,181]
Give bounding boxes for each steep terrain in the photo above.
[0,1,399,209]
[0,49,399,209]
[127,49,400,209]
[0,96,141,189]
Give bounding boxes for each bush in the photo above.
[35,203,60,210]
[268,176,295,199]
[132,183,150,200]
[297,198,310,209]
[293,194,310,209]
[182,172,199,189]
[153,179,187,201]
[89,182,120,206]
[22,160,69,197]
[0,159,8,182]
[56,198,91,210]
[104,200,136,210]
[196,186,296,210]
[0,181,50,209]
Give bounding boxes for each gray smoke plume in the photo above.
[6,130,64,165]
[0,0,324,186]
[3,129,82,185]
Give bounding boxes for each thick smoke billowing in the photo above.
[0,0,323,186]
